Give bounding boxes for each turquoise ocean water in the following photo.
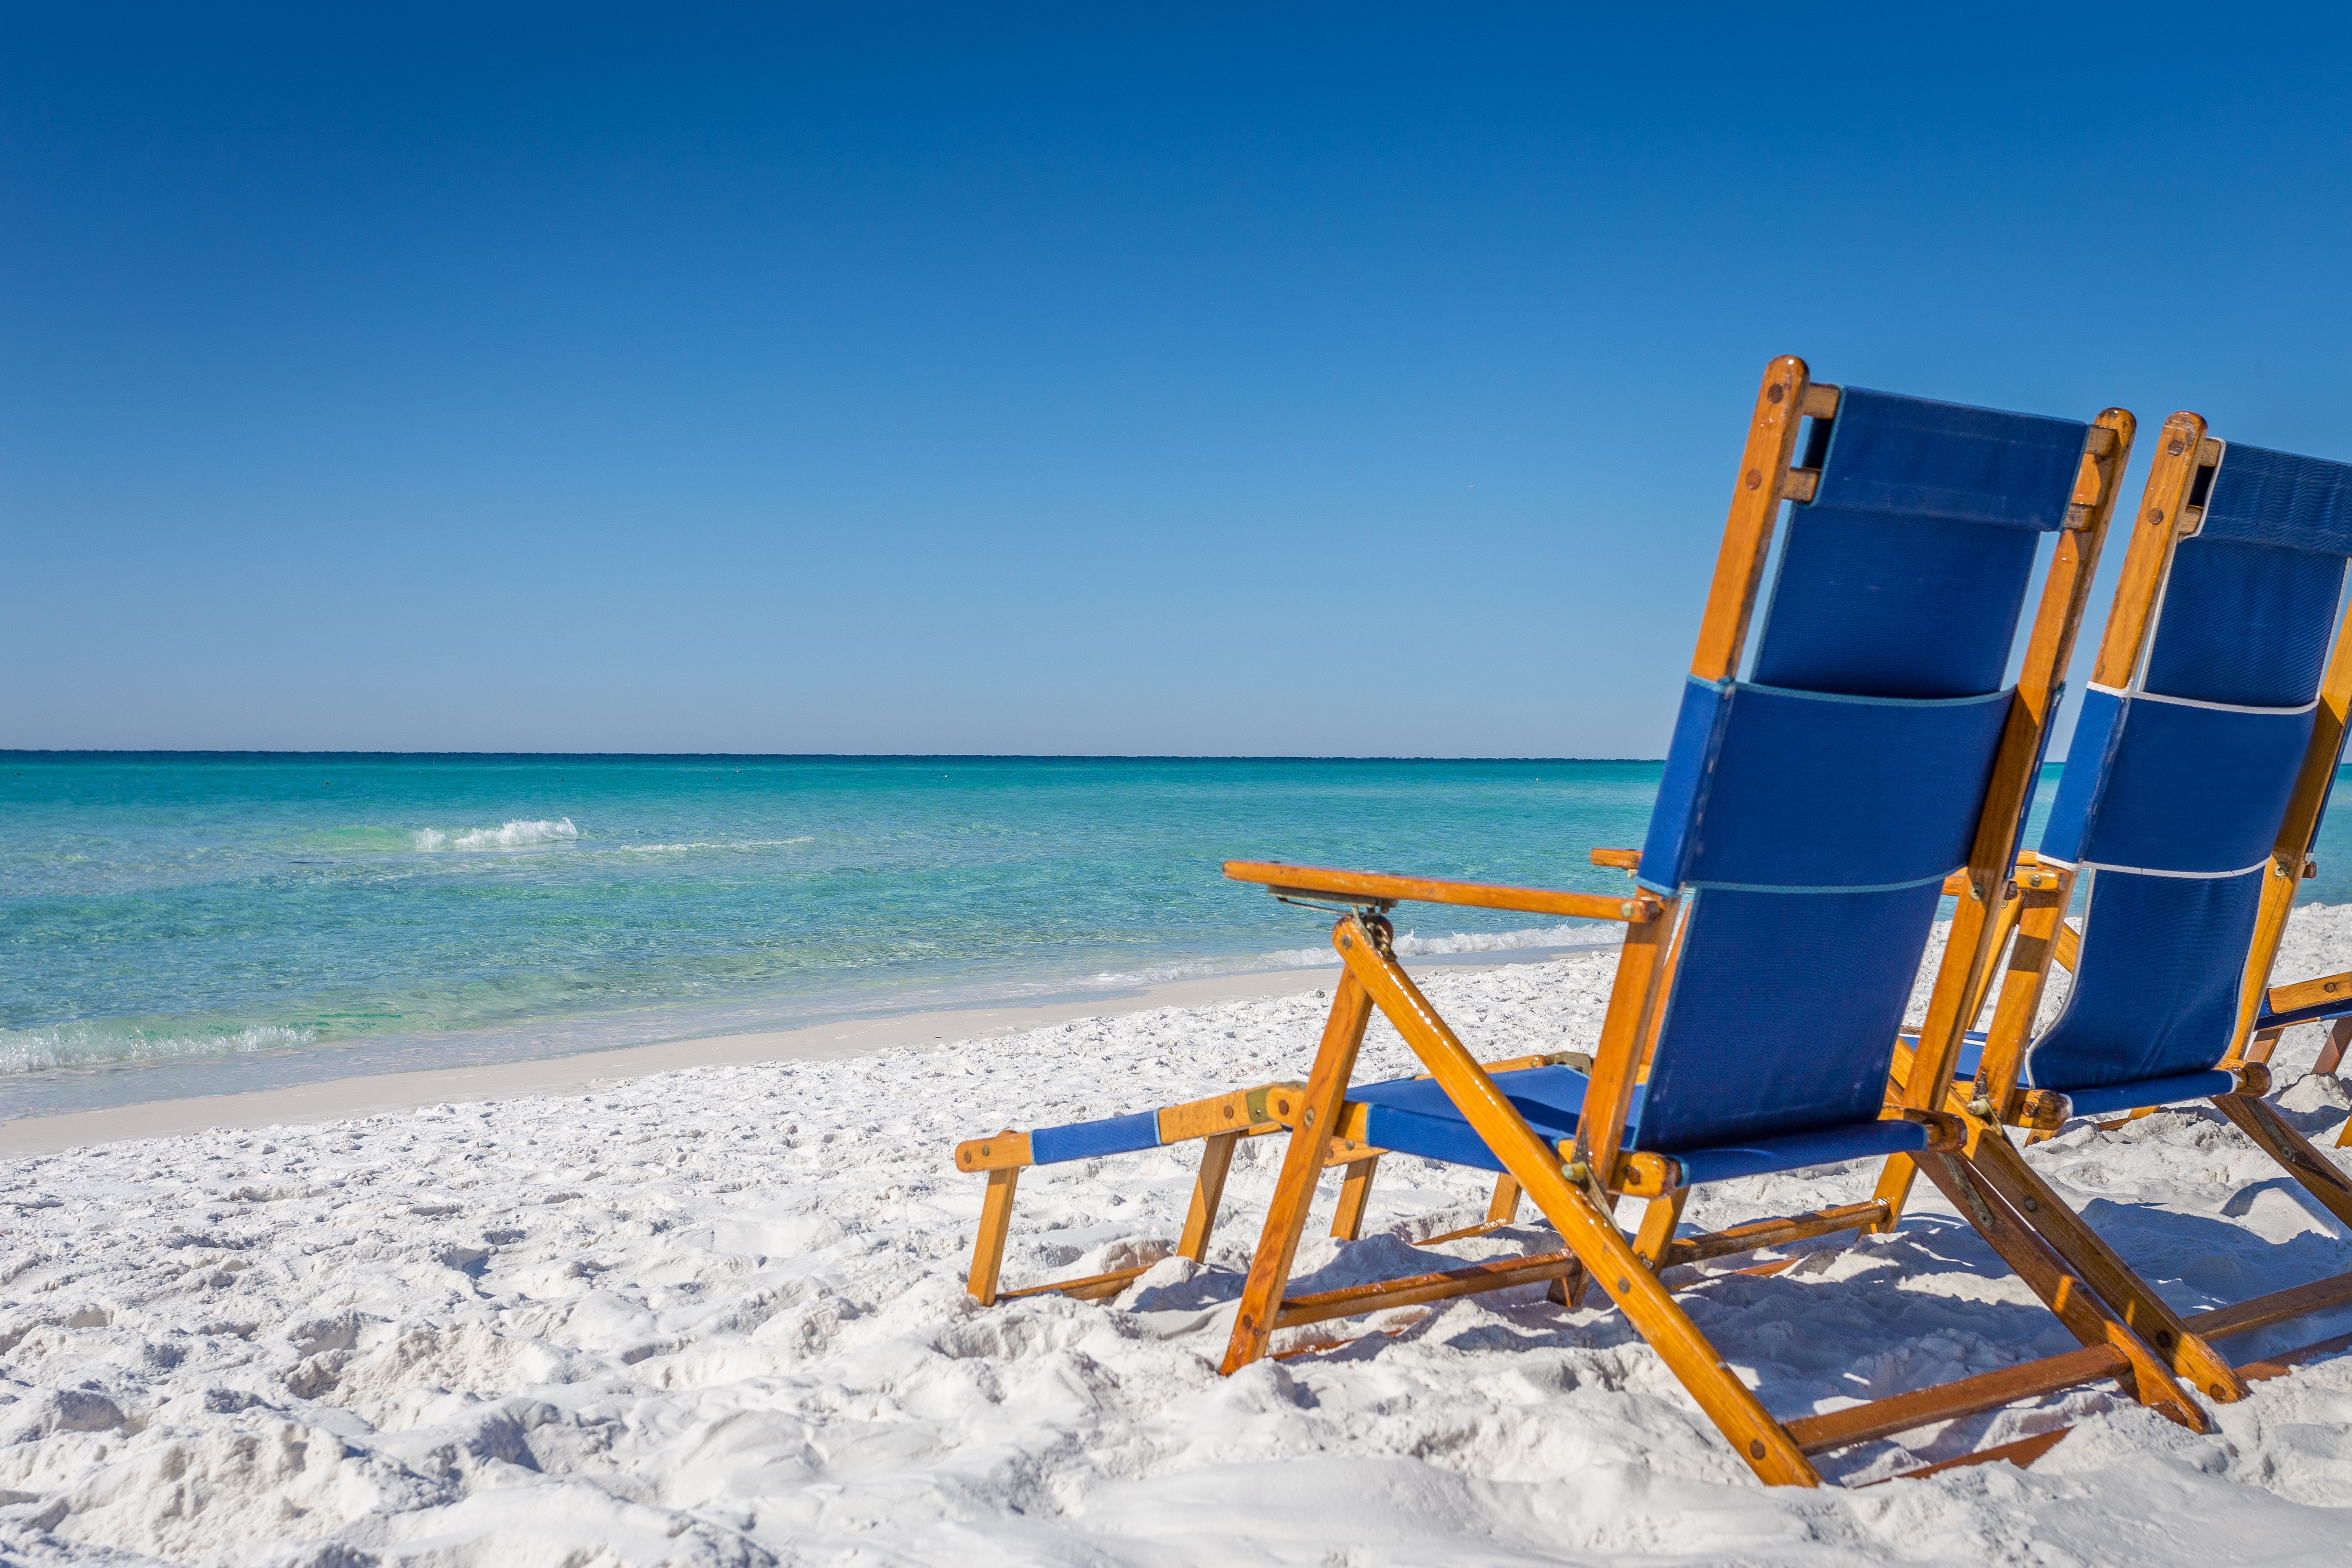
[6,753,2348,1120]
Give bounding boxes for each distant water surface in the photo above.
[1,754,1663,1115]
[10,753,2347,1120]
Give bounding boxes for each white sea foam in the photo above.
[411,818,579,851]
[0,1022,316,1076]
[617,836,815,854]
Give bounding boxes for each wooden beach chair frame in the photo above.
[1878,412,2352,1400]
[1205,360,2193,1486]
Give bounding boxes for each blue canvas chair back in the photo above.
[1632,389,2089,1158]
[2027,444,2352,1099]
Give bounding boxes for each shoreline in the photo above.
[0,944,1605,1158]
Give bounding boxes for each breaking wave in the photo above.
[618,837,815,854]
[413,818,579,852]
[0,1021,318,1076]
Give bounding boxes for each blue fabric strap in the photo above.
[1637,678,2009,894]
[2057,1071,2239,1118]
[1029,1110,1162,1164]
[2197,442,2352,555]
[1807,388,2089,530]
[2039,686,2314,875]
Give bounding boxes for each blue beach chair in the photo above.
[957,358,2175,1485]
[1880,413,2352,1392]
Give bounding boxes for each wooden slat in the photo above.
[2071,451,2105,505]
[999,1262,1153,1302]
[1158,1087,1270,1144]
[2264,969,2352,1017]
[2185,1272,2352,1343]
[1690,356,1813,682]
[1330,1157,1379,1240]
[1274,1250,1579,1329]
[2214,1092,2352,1228]
[1222,861,1655,922]
[1970,875,2073,1116]
[1664,1201,1889,1267]
[1177,1130,1240,1260]
[2092,413,2208,689]
[1588,847,1642,870]
[967,1167,1021,1305]
[1870,1427,2072,1485]
[1573,897,1679,1210]
[1632,1189,1690,1272]
[1787,1344,2127,1455]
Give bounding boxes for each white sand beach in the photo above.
[7,916,2352,1565]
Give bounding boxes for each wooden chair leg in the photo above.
[1178,1130,1241,1261]
[2214,1091,2352,1228]
[1221,963,1375,1373]
[1966,1126,2246,1401]
[2317,1017,2352,1078]
[1917,1151,2207,1430]
[1486,1172,1522,1224]
[968,1167,1022,1305]
[2245,1027,2285,1066]
[1630,1189,1690,1274]
[1331,1156,1379,1241]
[1331,914,1821,1485]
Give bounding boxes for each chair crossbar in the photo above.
[2183,1271,2352,1342]
[1785,1343,2128,1456]
[1862,1428,2074,1485]
[1273,1250,1580,1329]
[1663,1201,1890,1267]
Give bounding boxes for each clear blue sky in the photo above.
[7,4,2350,756]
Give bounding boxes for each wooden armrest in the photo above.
[1589,847,1641,870]
[2267,970,2352,1015]
[1223,861,1661,922]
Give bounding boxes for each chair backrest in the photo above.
[2026,442,2352,1092]
[1633,389,2094,1153]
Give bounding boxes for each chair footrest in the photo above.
[1786,1343,2128,1455]
[1275,1250,1578,1329]
[1665,1200,1889,1267]
[1861,1427,2072,1485]
[2184,1271,2352,1342]
[998,1263,1157,1302]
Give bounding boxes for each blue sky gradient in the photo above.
[8,4,2352,754]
